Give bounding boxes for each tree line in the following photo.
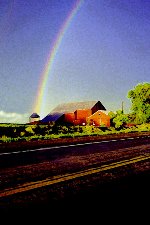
[108,82,150,129]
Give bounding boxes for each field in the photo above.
[0,123,150,152]
[0,123,150,144]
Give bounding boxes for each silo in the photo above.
[29,113,40,123]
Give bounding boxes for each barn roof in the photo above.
[30,113,40,118]
[41,113,63,123]
[51,101,105,113]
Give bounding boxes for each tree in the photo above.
[127,82,150,124]
[108,111,116,127]
[112,110,129,129]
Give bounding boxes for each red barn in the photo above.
[86,110,110,127]
[41,100,110,127]
[74,109,92,125]
[56,112,75,125]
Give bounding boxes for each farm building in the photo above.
[86,110,110,127]
[41,100,110,127]
[29,113,40,123]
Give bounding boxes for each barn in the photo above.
[41,100,110,127]
[86,110,110,127]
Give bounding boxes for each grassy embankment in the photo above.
[0,123,150,144]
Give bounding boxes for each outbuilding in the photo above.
[29,113,40,123]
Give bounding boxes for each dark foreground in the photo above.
[1,132,150,221]
[1,167,150,217]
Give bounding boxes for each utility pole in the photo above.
[122,101,124,113]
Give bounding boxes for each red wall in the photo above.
[74,109,92,120]
[87,111,110,127]
[64,113,75,123]
[57,109,110,127]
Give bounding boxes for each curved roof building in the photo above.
[29,113,40,123]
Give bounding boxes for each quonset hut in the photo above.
[29,113,40,123]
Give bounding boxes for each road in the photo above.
[0,135,150,211]
[1,153,150,198]
[0,135,150,168]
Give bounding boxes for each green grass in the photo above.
[0,123,150,143]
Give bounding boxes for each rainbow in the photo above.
[33,0,84,116]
